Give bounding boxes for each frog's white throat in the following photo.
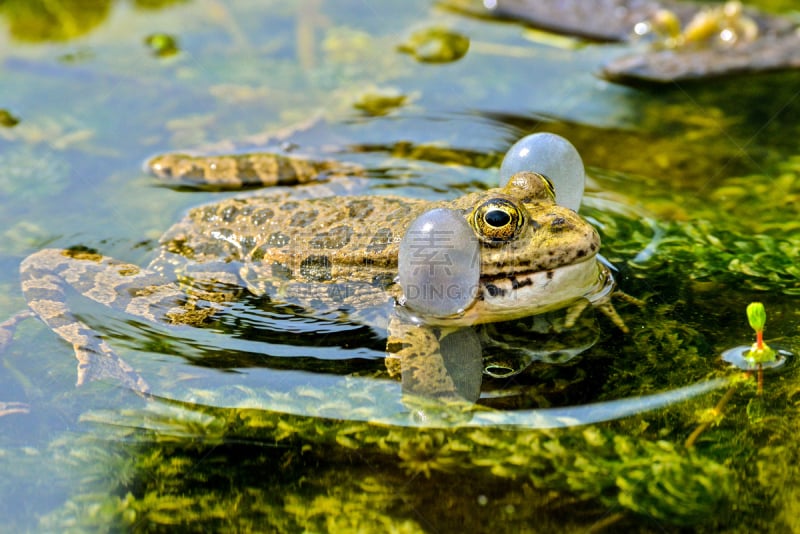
[424,257,610,327]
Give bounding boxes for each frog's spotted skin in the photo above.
[14,154,627,398]
[20,249,191,392]
[148,152,361,189]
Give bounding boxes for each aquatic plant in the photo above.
[744,302,776,395]
[144,33,180,57]
[687,302,784,448]
[745,303,774,361]
[396,27,470,63]
[0,109,20,127]
[352,88,409,117]
[59,392,733,530]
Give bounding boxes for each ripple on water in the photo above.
[721,345,792,372]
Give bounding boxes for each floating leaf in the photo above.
[397,27,470,63]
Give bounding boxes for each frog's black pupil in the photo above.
[485,209,511,228]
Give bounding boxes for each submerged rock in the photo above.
[446,0,800,83]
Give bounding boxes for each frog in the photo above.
[9,146,630,403]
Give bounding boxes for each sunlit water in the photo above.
[2,0,800,531]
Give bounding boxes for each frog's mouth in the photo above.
[434,258,609,327]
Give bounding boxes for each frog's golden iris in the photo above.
[471,197,525,243]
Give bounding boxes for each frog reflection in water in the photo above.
[13,144,630,403]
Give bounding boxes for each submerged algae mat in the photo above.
[17,354,800,532]
[53,395,734,531]
[3,0,800,532]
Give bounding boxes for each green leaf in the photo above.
[746,302,766,332]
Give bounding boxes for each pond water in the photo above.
[2,0,800,531]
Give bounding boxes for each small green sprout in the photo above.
[744,302,776,395]
[744,302,776,365]
[689,303,780,445]
[746,302,766,332]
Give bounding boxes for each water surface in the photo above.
[2,1,800,531]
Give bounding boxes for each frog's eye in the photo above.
[472,198,524,243]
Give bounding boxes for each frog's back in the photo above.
[159,193,431,282]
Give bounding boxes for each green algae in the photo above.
[588,158,800,296]
[37,390,731,530]
[132,0,188,10]
[0,0,111,42]
[23,331,800,533]
[144,33,180,58]
[0,0,189,42]
[0,109,21,127]
[23,305,799,532]
[397,27,470,63]
[353,89,410,117]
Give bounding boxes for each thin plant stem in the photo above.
[685,379,739,448]
[757,364,764,396]
[587,512,625,533]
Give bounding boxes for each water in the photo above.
[2,0,800,531]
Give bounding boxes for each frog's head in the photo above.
[399,172,603,325]
[470,171,599,274]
